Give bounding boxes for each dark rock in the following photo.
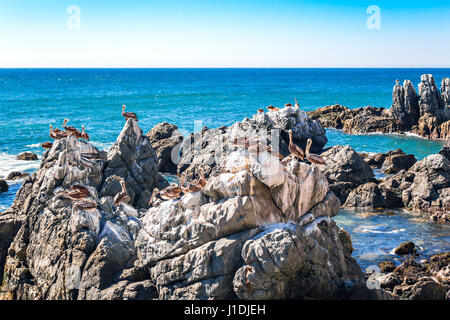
[0,179,8,193]
[318,145,374,203]
[439,138,450,160]
[379,261,396,273]
[380,149,416,174]
[16,152,38,161]
[146,122,183,174]
[391,80,420,129]
[6,171,30,181]
[344,182,384,208]
[394,241,416,255]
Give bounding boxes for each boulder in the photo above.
[394,241,416,255]
[6,171,30,181]
[16,152,38,161]
[440,139,450,160]
[135,150,372,300]
[146,122,183,174]
[379,261,396,273]
[380,149,416,174]
[0,179,7,193]
[177,106,327,181]
[344,182,385,208]
[318,145,374,203]
[390,80,420,129]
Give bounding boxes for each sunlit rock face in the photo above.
[136,150,372,300]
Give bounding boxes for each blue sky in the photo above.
[0,0,449,67]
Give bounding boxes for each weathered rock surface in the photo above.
[394,241,416,255]
[0,179,8,193]
[308,75,450,140]
[16,152,38,161]
[100,119,167,209]
[318,145,374,203]
[136,150,376,300]
[146,122,183,174]
[5,172,30,181]
[360,149,416,174]
[440,139,450,160]
[177,106,327,180]
[370,253,449,300]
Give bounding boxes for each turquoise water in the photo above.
[0,68,448,268]
[334,209,450,270]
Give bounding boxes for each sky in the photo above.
[0,0,449,67]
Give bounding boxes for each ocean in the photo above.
[1,68,449,268]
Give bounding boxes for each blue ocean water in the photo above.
[0,68,448,267]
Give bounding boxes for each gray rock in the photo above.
[418,74,443,118]
[101,119,166,208]
[0,179,8,193]
[440,138,450,161]
[318,145,374,203]
[16,152,38,161]
[344,182,385,208]
[5,171,30,181]
[391,80,420,129]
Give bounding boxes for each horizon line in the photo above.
[1,66,450,69]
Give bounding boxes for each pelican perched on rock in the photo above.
[62,119,81,137]
[60,185,91,201]
[81,126,90,141]
[41,141,53,150]
[305,138,326,165]
[74,200,97,210]
[257,108,264,114]
[113,176,131,206]
[288,130,304,160]
[122,105,138,121]
[159,184,182,200]
[50,124,68,139]
[285,103,293,108]
[295,98,299,108]
[267,105,279,112]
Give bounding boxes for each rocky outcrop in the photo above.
[369,253,449,300]
[16,152,38,161]
[136,150,375,300]
[146,122,183,174]
[100,119,167,209]
[177,106,327,180]
[308,75,450,140]
[359,149,416,174]
[439,138,450,160]
[318,145,374,203]
[6,172,30,181]
[0,180,7,193]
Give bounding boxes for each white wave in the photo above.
[354,225,406,234]
[90,141,114,151]
[0,152,40,179]
[26,143,42,148]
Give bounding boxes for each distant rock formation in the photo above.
[308,74,450,140]
[16,152,38,161]
[440,138,450,160]
[359,149,417,174]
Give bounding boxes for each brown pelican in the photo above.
[41,141,53,150]
[288,130,305,160]
[257,108,264,114]
[62,119,81,137]
[60,185,91,200]
[295,98,299,108]
[74,200,97,210]
[285,103,293,108]
[305,138,326,165]
[159,184,182,200]
[122,105,138,121]
[181,178,202,194]
[50,124,68,139]
[81,125,90,141]
[113,176,131,206]
[267,105,278,112]
[198,168,207,188]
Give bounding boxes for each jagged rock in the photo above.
[380,149,416,174]
[0,180,7,193]
[379,261,396,273]
[101,119,166,208]
[177,106,327,180]
[440,139,450,160]
[308,75,450,140]
[135,150,373,300]
[344,182,384,208]
[394,241,416,255]
[16,152,38,161]
[390,80,420,129]
[371,254,449,300]
[401,154,450,223]
[318,145,374,203]
[146,122,183,174]
[5,172,30,181]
